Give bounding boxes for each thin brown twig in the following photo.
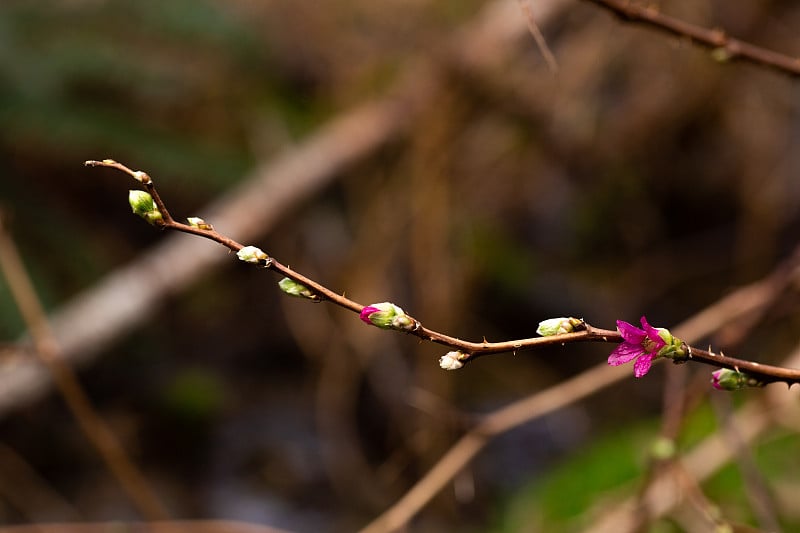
[87,159,800,386]
[584,0,800,77]
[517,0,559,73]
[0,215,168,520]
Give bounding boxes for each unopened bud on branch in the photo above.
[359,302,415,331]
[655,328,686,360]
[237,245,269,264]
[711,368,760,391]
[187,217,213,230]
[278,277,319,301]
[439,350,468,370]
[536,317,583,336]
[128,190,163,225]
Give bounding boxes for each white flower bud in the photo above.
[237,245,269,264]
[187,217,213,230]
[439,351,467,370]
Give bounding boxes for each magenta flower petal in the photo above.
[710,369,724,390]
[608,343,644,366]
[609,316,667,378]
[616,320,646,344]
[633,353,654,378]
[360,306,379,324]
[639,316,666,351]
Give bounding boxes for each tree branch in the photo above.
[584,0,800,77]
[87,159,800,387]
[0,214,168,520]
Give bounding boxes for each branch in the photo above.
[0,214,168,520]
[358,247,800,532]
[87,159,800,387]
[586,344,800,533]
[584,0,800,77]
[0,0,569,419]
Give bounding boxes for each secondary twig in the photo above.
[584,0,800,77]
[517,0,559,73]
[0,215,168,520]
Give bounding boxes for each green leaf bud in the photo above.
[278,277,319,300]
[655,328,686,360]
[711,369,751,391]
[128,190,163,225]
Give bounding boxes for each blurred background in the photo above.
[2,0,800,531]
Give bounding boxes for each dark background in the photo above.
[2,1,800,531]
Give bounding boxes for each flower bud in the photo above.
[711,369,749,391]
[237,245,269,264]
[359,302,415,331]
[439,351,468,370]
[128,190,163,225]
[187,217,213,230]
[278,277,319,300]
[655,328,686,360]
[537,317,583,336]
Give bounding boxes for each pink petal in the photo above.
[617,320,646,344]
[633,353,653,378]
[639,316,666,350]
[608,342,644,366]
[360,306,379,324]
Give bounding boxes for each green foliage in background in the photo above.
[495,401,800,532]
[0,0,335,189]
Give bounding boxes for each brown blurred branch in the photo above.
[0,443,81,522]
[0,218,168,519]
[517,0,558,72]
[358,363,627,533]
[585,0,800,76]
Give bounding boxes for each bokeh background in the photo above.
[2,0,800,531]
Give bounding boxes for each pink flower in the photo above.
[608,316,666,378]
